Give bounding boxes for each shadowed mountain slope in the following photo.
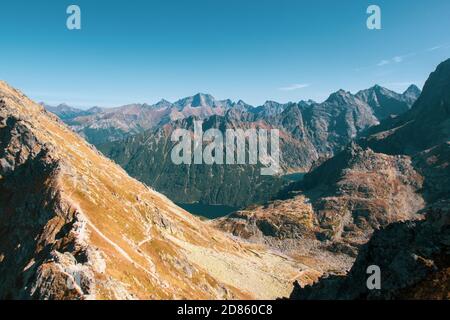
[290,58,450,300]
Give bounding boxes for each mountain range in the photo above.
[45,85,420,148]
[2,58,448,300]
[45,85,421,208]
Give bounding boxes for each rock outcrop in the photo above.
[298,143,424,244]
[214,143,425,274]
[290,201,450,299]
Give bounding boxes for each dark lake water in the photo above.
[176,203,239,219]
[178,173,306,219]
[282,172,307,182]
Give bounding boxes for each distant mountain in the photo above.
[355,84,419,120]
[251,100,288,117]
[45,85,419,148]
[43,103,103,120]
[48,94,239,145]
[174,93,220,108]
[66,103,174,145]
[403,84,422,104]
[300,89,379,155]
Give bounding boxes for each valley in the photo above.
[1,0,449,303]
[1,59,448,300]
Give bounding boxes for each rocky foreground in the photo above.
[290,200,450,299]
[0,81,318,300]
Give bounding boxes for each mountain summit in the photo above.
[355,84,419,120]
[403,84,422,97]
[174,93,217,108]
[364,58,450,155]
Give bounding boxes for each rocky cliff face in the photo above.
[362,60,450,156]
[290,201,450,299]
[290,59,450,300]
[0,81,317,300]
[214,143,425,274]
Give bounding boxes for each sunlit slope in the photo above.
[0,81,311,299]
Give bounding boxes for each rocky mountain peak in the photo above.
[403,84,421,97]
[412,58,450,114]
[192,93,215,107]
[262,100,284,108]
[86,106,104,113]
[153,99,173,108]
[325,89,354,104]
[174,93,217,108]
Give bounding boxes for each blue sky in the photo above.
[1,0,449,108]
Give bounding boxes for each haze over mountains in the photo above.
[45,85,421,208]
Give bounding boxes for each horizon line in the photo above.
[33,82,422,111]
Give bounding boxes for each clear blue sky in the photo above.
[1,0,449,108]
